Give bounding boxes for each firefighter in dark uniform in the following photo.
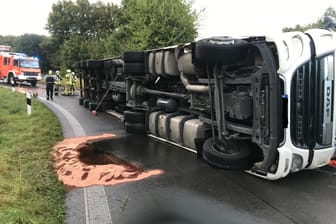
[45,70,55,100]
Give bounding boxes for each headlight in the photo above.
[290,154,303,172]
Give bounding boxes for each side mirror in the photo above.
[324,16,336,29]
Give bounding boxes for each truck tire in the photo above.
[125,122,146,135]
[123,63,145,75]
[123,51,145,63]
[31,81,37,87]
[89,101,100,111]
[79,97,85,105]
[8,74,16,86]
[83,99,92,108]
[195,37,249,64]
[202,137,255,170]
[124,110,146,123]
[89,101,107,112]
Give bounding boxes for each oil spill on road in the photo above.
[52,133,163,190]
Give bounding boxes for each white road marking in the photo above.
[37,96,113,224]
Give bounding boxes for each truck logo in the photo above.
[324,80,332,123]
[326,85,331,117]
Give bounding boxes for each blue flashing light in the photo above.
[33,55,40,61]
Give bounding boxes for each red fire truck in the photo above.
[0,46,42,87]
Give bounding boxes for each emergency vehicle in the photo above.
[0,46,42,87]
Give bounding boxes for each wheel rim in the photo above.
[10,76,15,85]
[202,137,256,170]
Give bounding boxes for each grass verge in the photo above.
[0,87,65,224]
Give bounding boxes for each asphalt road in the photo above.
[95,136,336,224]
[5,83,336,224]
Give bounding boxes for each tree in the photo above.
[283,7,336,32]
[46,0,119,69]
[13,34,42,56]
[58,35,106,71]
[46,0,119,43]
[325,7,336,16]
[46,0,200,69]
[91,1,120,39]
[46,0,77,45]
[59,35,86,70]
[0,35,17,47]
[40,37,63,71]
[106,0,199,56]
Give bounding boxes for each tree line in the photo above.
[282,7,336,32]
[0,0,199,74]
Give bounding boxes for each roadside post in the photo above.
[26,92,32,115]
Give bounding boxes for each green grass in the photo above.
[0,87,65,224]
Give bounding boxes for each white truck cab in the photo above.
[248,29,336,179]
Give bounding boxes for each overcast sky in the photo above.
[0,0,335,38]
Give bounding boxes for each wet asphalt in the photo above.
[6,83,336,224]
[94,136,336,224]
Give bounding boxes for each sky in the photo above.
[0,0,335,39]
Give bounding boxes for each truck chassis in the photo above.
[77,28,336,180]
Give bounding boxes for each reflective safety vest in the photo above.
[70,73,77,84]
[65,73,72,85]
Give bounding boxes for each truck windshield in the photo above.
[19,59,39,68]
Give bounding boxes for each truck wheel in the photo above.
[79,97,84,105]
[89,101,99,111]
[125,122,146,135]
[83,99,92,108]
[195,37,249,64]
[123,63,145,75]
[8,74,16,86]
[123,51,145,63]
[202,137,255,170]
[31,81,37,87]
[124,110,146,123]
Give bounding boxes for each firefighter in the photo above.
[70,72,77,95]
[45,70,55,100]
[54,70,62,96]
[64,69,72,96]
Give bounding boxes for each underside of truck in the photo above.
[79,36,286,176]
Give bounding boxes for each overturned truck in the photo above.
[78,27,336,180]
